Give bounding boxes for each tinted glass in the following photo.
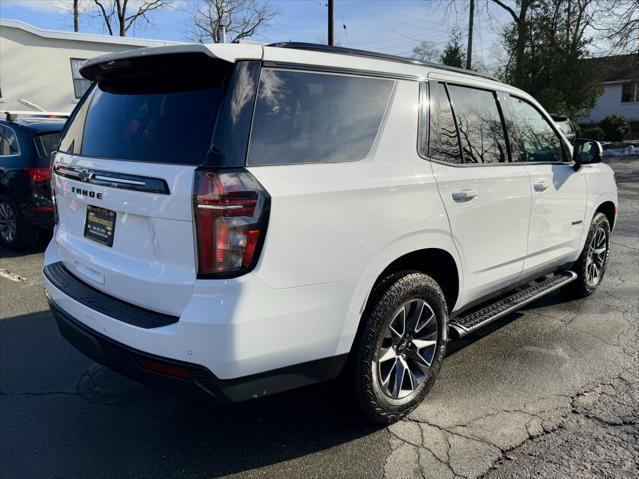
[79,86,221,164]
[247,69,394,166]
[509,96,564,162]
[0,126,20,156]
[428,82,461,164]
[59,55,232,165]
[33,132,61,166]
[447,85,508,163]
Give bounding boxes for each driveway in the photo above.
[1,157,637,478]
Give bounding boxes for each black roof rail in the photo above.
[267,42,498,82]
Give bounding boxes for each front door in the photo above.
[504,95,587,275]
[427,80,532,306]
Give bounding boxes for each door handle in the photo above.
[452,189,479,202]
[533,181,548,192]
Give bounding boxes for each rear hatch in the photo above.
[51,47,261,316]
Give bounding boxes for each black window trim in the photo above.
[261,60,425,82]
[0,124,21,158]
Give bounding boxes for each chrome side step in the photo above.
[450,271,577,337]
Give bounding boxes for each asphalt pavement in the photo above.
[1,157,637,478]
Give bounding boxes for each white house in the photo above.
[581,53,639,125]
[0,19,181,113]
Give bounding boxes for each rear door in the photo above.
[504,95,587,274]
[427,79,531,306]
[51,52,259,316]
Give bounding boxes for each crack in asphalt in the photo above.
[384,371,638,479]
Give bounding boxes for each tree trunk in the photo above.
[513,0,531,88]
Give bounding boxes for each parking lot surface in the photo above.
[1,157,637,478]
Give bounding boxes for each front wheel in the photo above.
[351,271,448,424]
[568,212,611,297]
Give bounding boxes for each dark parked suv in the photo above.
[0,114,65,248]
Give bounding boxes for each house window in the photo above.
[70,58,91,99]
[621,82,638,103]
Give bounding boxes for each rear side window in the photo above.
[33,132,61,166]
[447,85,508,164]
[508,96,565,162]
[428,82,461,164]
[0,126,20,156]
[247,69,394,166]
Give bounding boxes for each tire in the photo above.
[0,194,39,249]
[351,271,448,424]
[567,212,611,297]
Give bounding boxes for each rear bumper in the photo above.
[48,297,347,402]
[49,298,224,400]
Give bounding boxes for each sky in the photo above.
[0,1,516,70]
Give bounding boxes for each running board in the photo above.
[450,271,577,337]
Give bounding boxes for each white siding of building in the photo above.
[582,81,639,123]
[0,19,180,113]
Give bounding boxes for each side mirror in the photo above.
[573,139,603,169]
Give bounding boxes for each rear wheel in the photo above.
[0,194,38,249]
[567,212,611,297]
[351,271,448,424]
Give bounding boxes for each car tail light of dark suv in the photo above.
[24,167,51,184]
[193,169,270,278]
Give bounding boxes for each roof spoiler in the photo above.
[2,111,70,121]
[80,44,263,81]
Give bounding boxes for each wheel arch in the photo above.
[367,248,460,314]
[339,246,461,356]
[595,200,616,230]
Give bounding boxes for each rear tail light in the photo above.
[24,167,50,184]
[193,169,270,278]
[50,159,58,224]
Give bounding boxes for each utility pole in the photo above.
[466,0,474,69]
[328,0,334,46]
[73,0,79,32]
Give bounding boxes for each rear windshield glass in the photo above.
[33,132,61,166]
[247,69,394,166]
[59,55,231,165]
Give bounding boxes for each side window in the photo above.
[508,96,565,163]
[70,59,91,99]
[428,82,461,164]
[0,126,20,156]
[447,85,508,164]
[247,69,394,166]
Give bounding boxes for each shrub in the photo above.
[582,127,605,141]
[599,114,631,142]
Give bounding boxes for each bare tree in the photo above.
[55,0,92,32]
[411,41,441,63]
[93,0,171,36]
[191,0,278,43]
[599,0,639,54]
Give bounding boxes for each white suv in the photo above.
[43,43,617,423]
